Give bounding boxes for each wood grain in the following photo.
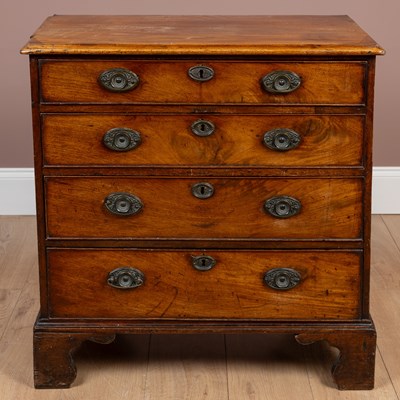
[47,249,361,319]
[40,60,366,105]
[226,334,313,400]
[1,271,39,344]
[380,215,400,259]
[370,215,400,290]
[0,340,60,399]
[45,177,363,240]
[0,216,37,290]
[145,334,228,399]
[42,114,365,167]
[301,340,398,398]
[20,15,385,56]
[21,14,383,390]
[0,289,21,340]
[370,215,400,397]
[2,216,400,398]
[296,328,377,390]
[71,335,150,397]
[0,217,39,344]
[33,332,116,388]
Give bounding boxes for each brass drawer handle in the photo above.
[264,268,301,290]
[264,196,301,218]
[104,192,143,216]
[103,128,141,151]
[191,182,214,199]
[107,267,145,289]
[98,68,139,92]
[191,119,215,137]
[192,255,216,271]
[263,128,301,151]
[261,70,301,93]
[188,65,214,82]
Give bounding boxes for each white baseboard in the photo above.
[0,169,36,215]
[0,167,399,215]
[371,167,400,214]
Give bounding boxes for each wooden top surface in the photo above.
[21,15,384,56]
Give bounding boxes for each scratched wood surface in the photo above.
[46,249,361,320]
[45,177,363,239]
[39,60,366,105]
[0,215,398,398]
[20,15,385,55]
[42,114,365,167]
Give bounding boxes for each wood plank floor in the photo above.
[0,215,399,399]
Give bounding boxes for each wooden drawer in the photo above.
[45,177,362,240]
[42,114,364,167]
[47,249,361,320]
[40,60,366,104]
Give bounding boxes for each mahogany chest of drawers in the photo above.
[21,15,384,389]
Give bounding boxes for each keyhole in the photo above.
[200,123,205,132]
[192,255,216,271]
[199,69,204,79]
[192,182,214,199]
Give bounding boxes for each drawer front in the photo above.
[47,249,361,320]
[45,177,362,239]
[40,60,366,104]
[42,114,364,167]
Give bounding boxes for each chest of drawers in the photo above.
[21,15,384,390]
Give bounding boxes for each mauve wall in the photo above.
[1,0,396,167]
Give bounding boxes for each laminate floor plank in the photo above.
[371,288,400,400]
[381,215,400,250]
[144,334,228,400]
[370,215,400,399]
[1,271,39,344]
[226,334,313,400]
[0,216,37,290]
[371,215,400,289]
[1,225,39,344]
[0,289,21,340]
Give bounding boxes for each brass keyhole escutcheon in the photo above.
[192,255,216,271]
[191,119,215,137]
[188,65,214,82]
[191,182,215,199]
